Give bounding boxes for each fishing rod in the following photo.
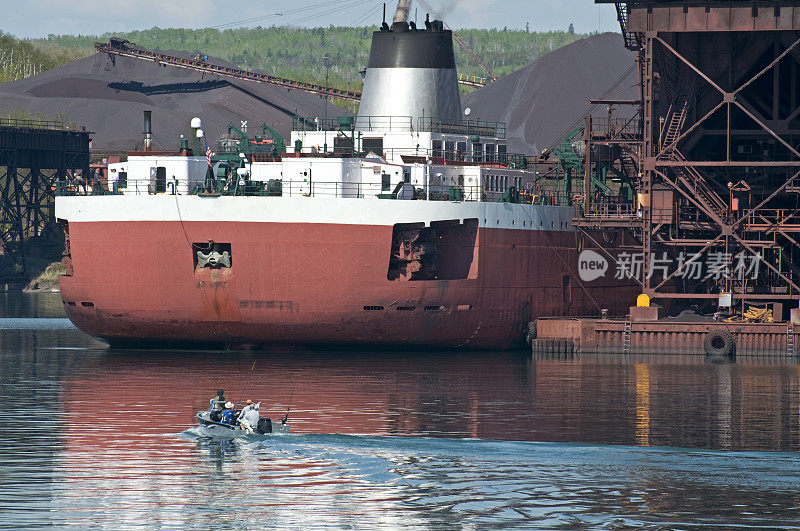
[281,378,297,425]
[238,360,257,406]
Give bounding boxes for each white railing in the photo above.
[60,178,491,202]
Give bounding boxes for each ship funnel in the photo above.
[143,110,152,152]
[356,16,462,130]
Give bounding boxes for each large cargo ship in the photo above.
[56,16,635,349]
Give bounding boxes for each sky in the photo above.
[1,0,621,38]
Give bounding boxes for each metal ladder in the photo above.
[788,324,795,356]
[623,320,632,354]
[660,99,689,150]
[615,3,641,50]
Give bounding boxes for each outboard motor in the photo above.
[256,418,273,434]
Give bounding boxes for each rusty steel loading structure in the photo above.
[0,119,91,283]
[577,1,800,314]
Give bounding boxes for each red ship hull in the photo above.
[59,219,633,349]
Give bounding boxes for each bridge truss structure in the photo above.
[0,119,91,281]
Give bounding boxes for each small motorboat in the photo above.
[196,401,288,439]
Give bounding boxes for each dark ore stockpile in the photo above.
[0,50,347,149]
[463,33,637,155]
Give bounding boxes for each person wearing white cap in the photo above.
[220,401,235,425]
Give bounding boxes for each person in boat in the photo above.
[237,400,261,434]
[220,401,236,425]
[237,399,253,420]
[209,389,226,412]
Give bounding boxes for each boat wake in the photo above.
[182,424,290,440]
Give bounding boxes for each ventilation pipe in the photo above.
[143,110,152,152]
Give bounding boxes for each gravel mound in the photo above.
[463,33,637,155]
[0,49,348,150]
[0,34,633,154]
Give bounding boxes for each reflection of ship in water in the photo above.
[51,350,800,451]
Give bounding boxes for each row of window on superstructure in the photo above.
[431,140,507,162]
[485,175,521,192]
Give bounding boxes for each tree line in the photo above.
[0,31,85,83]
[0,25,589,92]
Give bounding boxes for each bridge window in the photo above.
[445,141,455,159]
[485,144,496,163]
[472,142,483,163]
[457,141,467,161]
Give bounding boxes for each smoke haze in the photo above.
[395,0,463,24]
[393,0,413,23]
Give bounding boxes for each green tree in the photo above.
[15,26,589,96]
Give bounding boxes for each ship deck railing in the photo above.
[288,146,533,169]
[56,179,576,206]
[0,117,86,131]
[293,116,507,138]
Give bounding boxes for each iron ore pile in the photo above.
[0,32,634,154]
[0,50,343,150]
[463,32,637,155]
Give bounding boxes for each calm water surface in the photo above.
[2,293,800,528]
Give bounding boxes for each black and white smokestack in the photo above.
[143,110,152,152]
[357,13,462,128]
